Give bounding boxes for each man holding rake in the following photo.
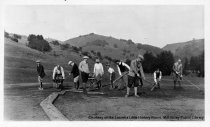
[125,54,145,98]
[173,59,183,89]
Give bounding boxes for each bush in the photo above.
[4,31,9,38]
[91,50,96,55]
[60,44,69,50]
[104,56,113,62]
[127,39,134,45]
[72,46,81,53]
[28,34,51,52]
[82,51,92,59]
[96,51,102,58]
[114,44,118,48]
[82,51,89,56]
[13,34,21,39]
[10,37,18,43]
[51,40,59,45]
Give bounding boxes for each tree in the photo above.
[142,51,156,73]
[28,34,51,52]
[183,57,190,75]
[97,51,102,58]
[155,51,174,75]
[189,52,204,77]
[198,52,204,77]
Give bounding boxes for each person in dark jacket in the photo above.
[68,61,80,90]
[36,60,45,90]
[116,60,130,90]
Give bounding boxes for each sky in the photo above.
[4,5,204,48]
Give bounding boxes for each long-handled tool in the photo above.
[174,71,201,91]
[113,72,129,84]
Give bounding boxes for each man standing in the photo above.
[53,64,65,89]
[116,60,130,90]
[107,63,116,89]
[151,68,162,91]
[36,60,45,90]
[93,58,104,89]
[173,59,183,89]
[68,61,80,90]
[79,56,90,94]
[125,54,145,98]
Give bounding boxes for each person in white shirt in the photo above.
[79,56,90,94]
[151,68,162,91]
[116,60,130,90]
[107,63,116,89]
[52,65,65,89]
[93,58,104,89]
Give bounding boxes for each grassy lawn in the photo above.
[54,77,204,121]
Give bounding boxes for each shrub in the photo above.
[10,37,18,43]
[82,51,89,56]
[96,51,102,58]
[91,50,96,55]
[114,44,118,48]
[104,56,113,61]
[127,39,134,45]
[72,46,80,53]
[60,44,69,50]
[51,40,59,45]
[13,34,21,39]
[28,34,51,52]
[82,51,92,59]
[4,31,9,38]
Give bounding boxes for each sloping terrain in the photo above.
[64,33,162,59]
[4,37,85,84]
[4,35,116,84]
[162,39,204,58]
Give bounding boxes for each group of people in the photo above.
[36,54,183,97]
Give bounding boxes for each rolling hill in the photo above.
[162,39,204,58]
[64,33,163,60]
[4,34,115,84]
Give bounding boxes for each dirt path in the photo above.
[4,83,64,121]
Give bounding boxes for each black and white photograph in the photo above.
[2,0,207,125]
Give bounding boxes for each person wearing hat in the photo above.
[93,58,104,89]
[79,56,90,94]
[106,63,116,89]
[53,64,65,89]
[36,60,45,90]
[68,61,80,90]
[116,60,130,90]
[125,54,145,98]
[173,58,183,89]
